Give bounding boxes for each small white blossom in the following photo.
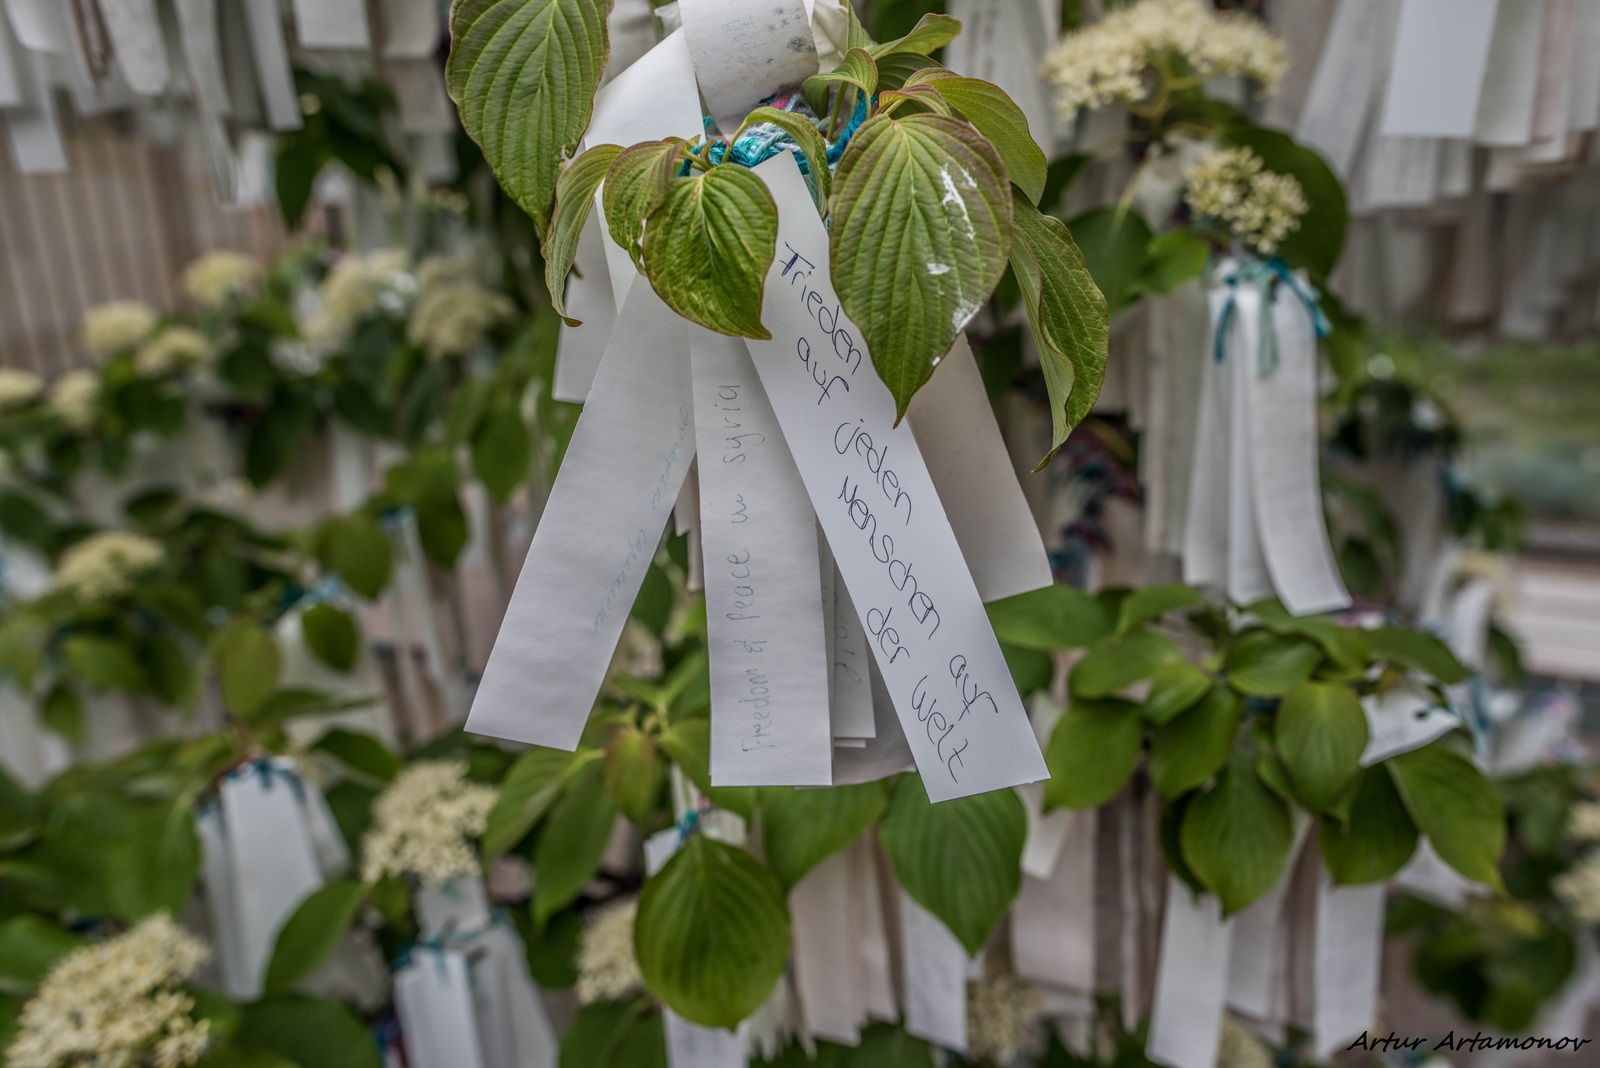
[82,301,159,360]
[180,251,263,309]
[1184,146,1307,255]
[135,327,214,377]
[6,914,212,1068]
[1555,855,1600,925]
[576,897,644,1005]
[965,973,1042,1065]
[49,370,100,430]
[1217,1014,1274,1068]
[1568,803,1600,845]
[0,368,44,410]
[407,282,515,360]
[54,531,165,601]
[361,760,497,885]
[1042,0,1287,119]
[414,254,481,295]
[306,250,414,346]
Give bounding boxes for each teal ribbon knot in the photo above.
[1212,257,1331,375]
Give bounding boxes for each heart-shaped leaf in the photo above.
[1044,698,1143,810]
[264,880,367,995]
[533,762,616,925]
[1150,686,1242,800]
[447,0,611,236]
[1319,765,1418,884]
[1180,752,1293,915]
[642,163,777,339]
[1276,681,1368,812]
[802,47,879,116]
[635,835,790,1028]
[759,781,889,889]
[604,139,688,271]
[1069,629,1182,698]
[545,143,622,321]
[1011,197,1110,468]
[870,12,961,57]
[908,70,1047,203]
[1387,742,1505,890]
[878,775,1025,954]
[831,113,1012,418]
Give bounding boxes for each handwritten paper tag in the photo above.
[829,563,876,741]
[678,0,818,135]
[395,949,488,1068]
[1146,879,1234,1068]
[1379,0,1499,139]
[690,328,833,786]
[468,285,693,749]
[744,155,1047,802]
[899,890,970,1053]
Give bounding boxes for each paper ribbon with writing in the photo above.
[743,155,1047,801]
[829,562,876,742]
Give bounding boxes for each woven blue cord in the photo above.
[1212,256,1332,373]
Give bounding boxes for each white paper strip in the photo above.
[415,875,493,941]
[1295,0,1394,178]
[1,0,56,51]
[471,925,558,1068]
[553,213,619,403]
[1011,806,1095,992]
[173,0,237,201]
[379,0,440,59]
[944,0,1057,159]
[291,0,370,50]
[790,850,860,1045]
[1311,876,1385,1060]
[845,836,897,1022]
[0,12,18,107]
[690,328,833,786]
[240,0,302,130]
[1360,684,1460,765]
[1018,696,1073,880]
[1567,0,1600,131]
[744,155,1047,802]
[829,564,876,741]
[899,891,969,1053]
[0,29,66,173]
[678,0,818,135]
[1226,820,1309,1021]
[1181,309,1229,590]
[906,335,1053,603]
[467,286,694,749]
[1379,0,1498,139]
[1226,290,1273,607]
[98,0,169,94]
[1146,880,1234,1068]
[1474,0,1545,146]
[831,660,916,785]
[396,949,488,1068]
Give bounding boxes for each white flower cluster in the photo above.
[360,760,497,885]
[1217,1014,1275,1068]
[965,973,1041,1065]
[1041,0,1287,118]
[306,250,413,346]
[576,897,644,1005]
[49,371,100,430]
[1183,146,1307,255]
[55,531,165,601]
[82,301,159,361]
[6,914,212,1068]
[0,367,44,411]
[1567,802,1600,844]
[180,250,263,310]
[408,282,515,360]
[135,327,214,377]
[1556,855,1600,925]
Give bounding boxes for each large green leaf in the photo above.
[603,139,686,270]
[869,12,961,57]
[1114,583,1206,640]
[533,762,616,924]
[602,727,663,826]
[1069,630,1182,698]
[878,776,1025,954]
[546,143,623,321]
[1066,207,1152,316]
[236,996,380,1068]
[0,916,81,994]
[263,880,367,995]
[311,730,401,784]
[1224,631,1323,697]
[560,1001,667,1068]
[759,781,889,889]
[635,835,790,1028]
[484,745,584,858]
[802,47,879,116]
[63,634,145,692]
[1011,197,1110,468]
[1387,743,1505,889]
[1319,765,1418,884]
[301,604,359,673]
[218,624,281,717]
[985,585,1114,650]
[1043,698,1143,809]
[1180,753,1294,915]
[642,163,776,338]
[908,71,1046,203]
[327,513,391,599]
[1276,681,1368,813]
[472,402,533,502]
[831,113,1012,418]
[1150,687,1242,800]
[447,0,611,235]
[656,718,756,819]
[1364,626,1472,685]
[1142,662,1213,726]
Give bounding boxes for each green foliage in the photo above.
[235,996,380,1068]
[1180,752,1293,915]
[1067,207,1153,316]
[1044,698,1143,809]
[1069,630,1182,698]
[603,138,683,269]
[484,748,588,860]
[1319,766,1418,884]
[217,623,281,718]
[264,880,368,994]
[312,729,402,784]
[759,781,890,889]
[1388,742,1506,890]
[1149,687,1241,800]
[0,916,81,994]
[986,585,1113,650]
[1223,631,1322,697]
[533,762,616,925]
[300,604,359,672]
[560,1001,667,1068]
[602,727,664,826]
[1275,682,1368,812]
[546,144,625,320]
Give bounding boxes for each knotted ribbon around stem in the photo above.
[1212,256,1331,374]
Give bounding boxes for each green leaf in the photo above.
[602,727,663,826]
[447,0,611,236]
[878,775,1025,954]
[1137,230,1211,295]
[560,1001,667,1068]
[534,762,615,925]
[263,880,367,995]
[40,682,84,740]
[1069,630,1182,698]
[636,835,790,1028]
[985,585,1114,650]
[1224,631,1323,697]
[218,625,280,717]
[604,139,687,270]
[301,604,359,673]
[869,12,961,57]
[1150,687,1242,800]
[907,71,1046,203]
[1387,742,1505,889]
[1114,583,1206,640]
[0,916,81,995]
[236,996,380,1068]
[63,634,145,692]
[1276,681,1368,813]
[143,634,193,706]
[1364,626,1472,685]
[1000,643,1053,695]
[1011,196,1111,468]
[832,113,1013,419]
[1143,662,1212,726]
[1220,126,1345,280]
[485,747,584,860]
[104,799,202,920]
[1180,753,1294,915]
[473,402,533,503]
[1319,765,1419,884]
[546,143,624,321]
[735,107,833,211]
[802,47,879,116]
[327,513,392,600]
[642,163,777,339]
[1043,698,1143,809]
[1066,206,1152,316]
[759,781,890,888]
[311,729,401,783]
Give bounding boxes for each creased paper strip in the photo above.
[1379,0,1498,140]
[1295,0,1393,178]
[98,0,169,94]
[1310,875,1384,1060]
[467,285,693,749]
[1474,0,1545,146]
[0,23,66,173]
[690,327,833,786]
[790,850,860,1045]
[291,0,370,50]
[899,890,969,1053]
[1011,806,1096,992]
[678,0,818,135]
[1181,305,1229,590]
[744,155,1047,801]
[173,0,237,201]
[829,562,876,741]
[1146,879,1233,1068]
[395,949,488,1068]
[239,0,302,130]
[1225,287,1273,607]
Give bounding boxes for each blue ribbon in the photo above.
[1212,257,1332,375]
